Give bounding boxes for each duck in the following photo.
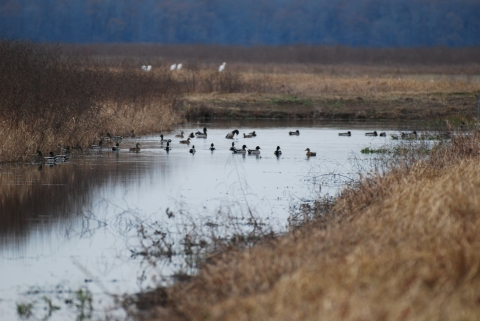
[112,143,121,151]
[106,133,123,142]
[90,140,103,149]
[274,146,282,156]
[338,131,351,136]
[243,133,253,138]
[37,151,56,163]
[210,143,216,151]
[233,145,247,154]
[225,129,239,139]
[54,152,69,162]
[461,122,466,131]
[401,131,417,139]
[289,130,300,136]
[305,148,317,157]
[160,134,172,144]
[180,137,191,144]
[365,131,378,137]
[229,142,236,151]
[175,131,184,138]
[248,131,257,137]
[189,132,195,138]
[196,127,207,138]
[164,142,171,152]
[379,132,387,137]
[189,145,196,154]
[248,146,261,155]
[129,143,141,153]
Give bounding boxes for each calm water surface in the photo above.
[0,119,413,320]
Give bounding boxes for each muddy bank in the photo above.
[180,92,478,120]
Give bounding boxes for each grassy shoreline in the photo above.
[180,92,478,120]
[127,130,480,320]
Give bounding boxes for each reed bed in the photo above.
[0,40,181,163]
[136,130,480,320]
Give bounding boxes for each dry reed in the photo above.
[0,39,181,163]
[137,130,480,321]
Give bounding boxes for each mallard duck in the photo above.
[189,132,195,138]
[225,129,239,139]
[180,137,191,144]
[338,131,351,136]
[189,145,196,154]
[243,133,253,138]
[248,146,261,155]
[160,134,172,144]
[112,143,121,151]
[210,143,216,151]
[379,132,387,137]
[401,131,417,139]
[129,143,141,153]
[248,131,257,137]
[90,140,103,149]
[233,145,247,154]
[175,131,184,138]
[365,131,378,137]
[305,148,316,157]
[229,142,236,151]
[164,142,171,152]
[289,130,300,136]
[196,127,207,138]
[54,151,69,162]
[274,146,282,156]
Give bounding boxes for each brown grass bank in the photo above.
[130,130,480,320]
[0,40,181,163]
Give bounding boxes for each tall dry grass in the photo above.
[0,40,181,163]
[139,130,480,321]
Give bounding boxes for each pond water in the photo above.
[0,119,416,320]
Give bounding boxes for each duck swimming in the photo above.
[196,127,207,138]
[164,142,171,152]
[129,143,141,153]
[189,145,196,154]
[379,132,387,137]
[248,146,261,155]
[180,137,191,144]
[160,134,172,144]
[248,131,257,137]
[365,131,378,137]
[189,132,195,138]
[305,148,317,157]
[233,145,247,154]
[289,130,300,136]
[229,142,236,151]
[175,131,184,138]
[225,129,239,139]
[338,131,351,136]
[112,143,120,151]
[243,133,253,138]
[274,146,282,156]
[210,143,216,151]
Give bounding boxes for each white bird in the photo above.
[147,65,152,71]
[176,63,182,70]
[141,65,147,71]
[170,64,177,71]
[218,62,226,72]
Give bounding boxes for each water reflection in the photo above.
[0,119,417,320]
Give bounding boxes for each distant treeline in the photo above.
[1,0,479,47]
[58,44,480,66]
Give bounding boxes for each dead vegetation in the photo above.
[0,39,181,163]
[130,128,480,321]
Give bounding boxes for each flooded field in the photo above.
[0,119,417,320]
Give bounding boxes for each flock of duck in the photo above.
[37,127,419,164]
[114,127,398,158]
